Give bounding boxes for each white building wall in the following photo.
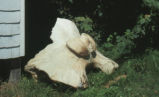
[0,0,25,59]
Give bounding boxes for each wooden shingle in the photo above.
[0,35,20,48]
[0,11,20,23]
[0,0,25,59]
[0,24,20,35]
[0,47,20,59]
[0,0,20,11]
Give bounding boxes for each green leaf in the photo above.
[68,0,73,4]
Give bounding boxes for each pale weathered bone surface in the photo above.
[50,18,80,44]
[25,18,119,88]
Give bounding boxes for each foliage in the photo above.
[0,77,68,97]
[1,0,159,97]
[51,0,159,60]
[73,17,102,42]
[99,30,136,60]
[98,0,159,60]
[143,0,159,10]
[1,50,159,97]
[50,0,159,60]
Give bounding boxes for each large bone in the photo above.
[50,18,80,44]
[66,33,96,57]
[93,51,119,74]
[25,43,89,88]
[25,18,119,88]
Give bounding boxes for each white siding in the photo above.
[0,47,20,59]
[20,0,25,57]
[0,11,20,23]
[0,0,25,59]
[0,24,20,35]
[0,35,20,48]
[0,0,20,11]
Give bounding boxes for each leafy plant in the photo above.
[2,0,159,97]
[73,17,101,42]
[1,50,159,97]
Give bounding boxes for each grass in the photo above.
[0,50,159,97]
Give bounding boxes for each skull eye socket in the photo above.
[91,51,96,58]
[81,51,96,60]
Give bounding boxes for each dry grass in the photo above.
[105,74,127,88]
[0,82,23,97]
